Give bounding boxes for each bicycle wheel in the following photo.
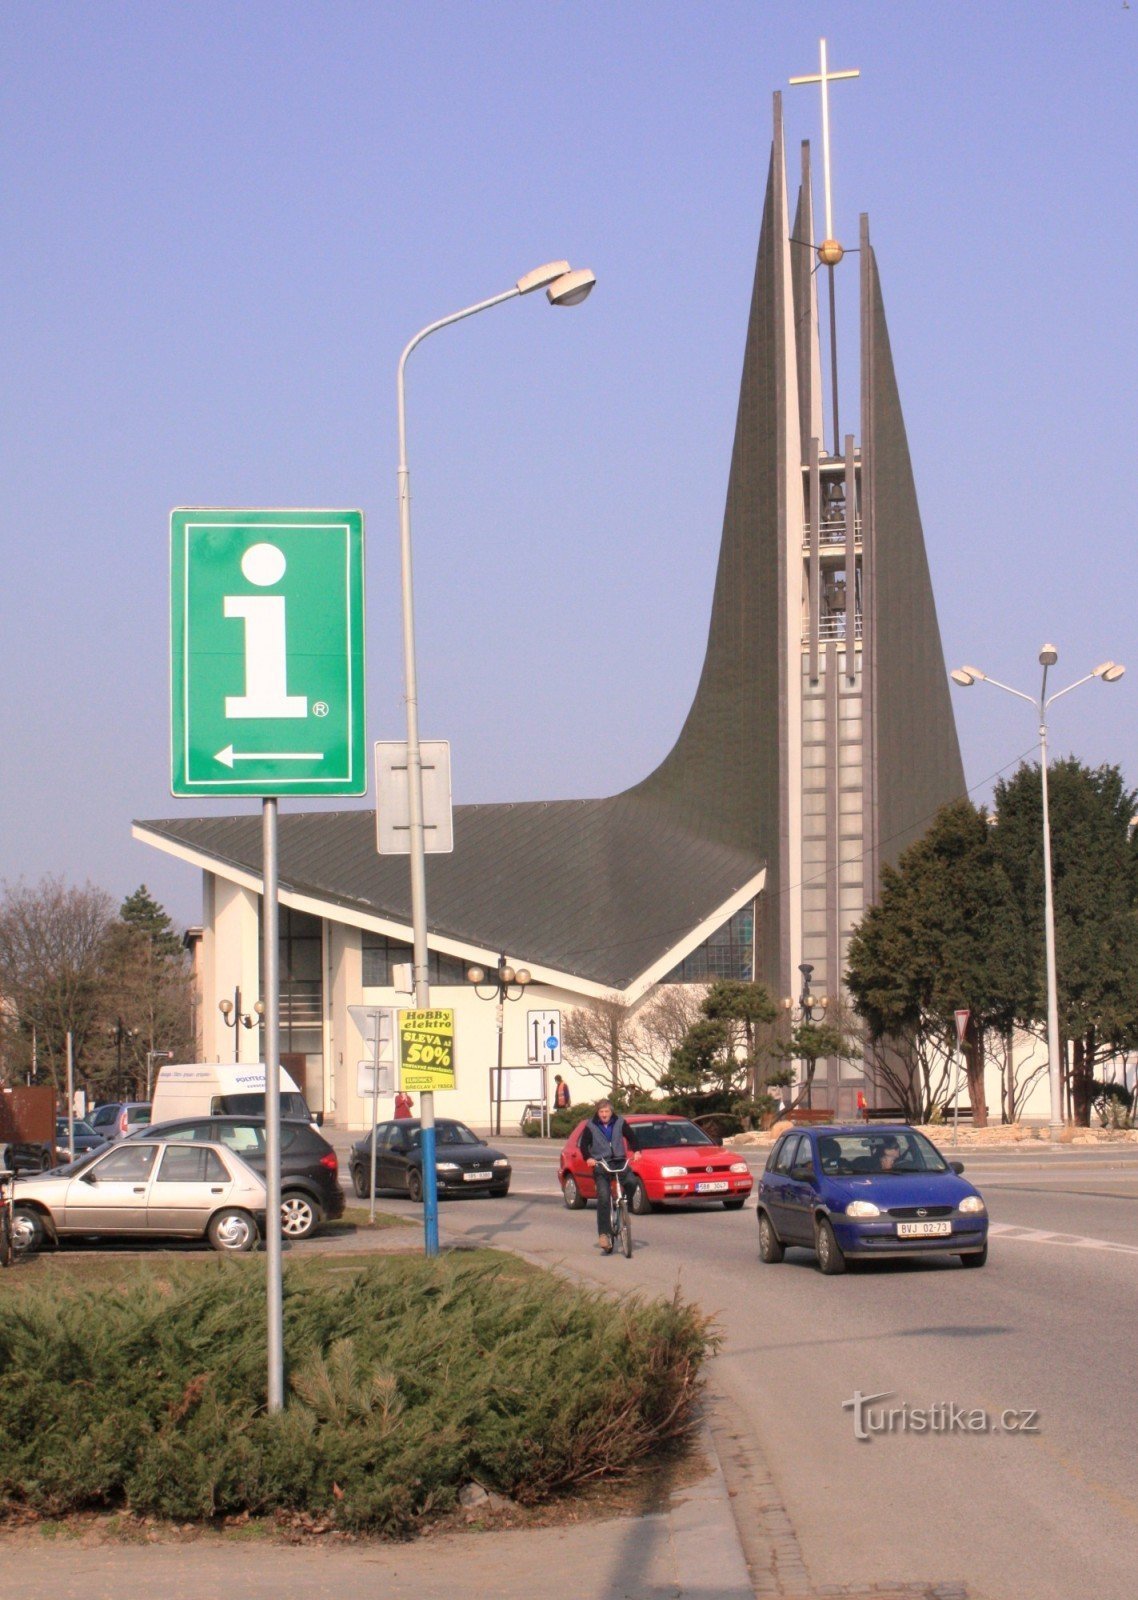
[619,1198,632,1259]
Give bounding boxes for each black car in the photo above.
[2,1118,104,1174]
[126,1115,344,1240]
[350,1119,511,1200]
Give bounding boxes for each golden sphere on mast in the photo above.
[818,238,844,266]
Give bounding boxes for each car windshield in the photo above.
[436,1122,480,1147]
[219,1092,310,1120]
[816,1130,948,1176]
[628,1119,715,1149]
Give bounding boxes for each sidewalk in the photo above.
[0,1423,754,1600]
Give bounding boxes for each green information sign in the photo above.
[170,508,365,797]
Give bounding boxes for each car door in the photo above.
[62,1141,159,1232]
[782,1136,820,1244]
[761,1134,800,1238]
[148,1143,236,1233]
[376,1124,409,1191]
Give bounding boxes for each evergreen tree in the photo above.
[992,761,1138,1123]
[847,799,1030,1126]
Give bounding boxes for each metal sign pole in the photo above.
[368,1051,380,1225]
[66,1032,74,1162]
[263,798,284,1412]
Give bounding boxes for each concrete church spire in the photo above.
[632,90,965,1085]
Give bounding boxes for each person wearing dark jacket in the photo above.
[578,1099,637,1253]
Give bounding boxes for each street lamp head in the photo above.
[1038,643,1058,667]
[1097,662,1126,683]
[218,999,233,1018]
[547,268,596,307]
[500,965,516,985]
[951,668,975,686]
[466,965,486,985]
[515,260,571,295]
[253,1000,265,1017]
[515,968,532,986]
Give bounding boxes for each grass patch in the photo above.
[0,1253,714,1537]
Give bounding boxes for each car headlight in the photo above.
[436,1161,460,1172]
[661,1165,686,1178]
[730,1162,750,1173]
[845,1199,881,1218]
[959,1195,986,1214]
[492,1158,509,1169]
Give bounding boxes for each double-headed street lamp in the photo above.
[782,962,830,1109]
[951,645,1125,1142]
[397,260,595,1256]
[218,987,264,1065]
[467,954,533,1135]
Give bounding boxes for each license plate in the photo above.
[463,1171,493,1182]
[695,1180,729,1193]
[896,1220,952,1237]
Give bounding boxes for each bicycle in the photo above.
[593,1154,633,1259]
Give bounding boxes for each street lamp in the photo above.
[782,963,830,1109]
[396,259,595,1256]
[111,1018,137,1099]
[952,645,1126,1142]
[467,955,533,1135]
[145,1049,174,1100]
[218,988,265,1064]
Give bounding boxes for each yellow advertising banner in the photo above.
[398,1009,456,1091]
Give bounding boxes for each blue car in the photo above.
[756,1124,988,1274]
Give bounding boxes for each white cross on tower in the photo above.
[790,38,860,251]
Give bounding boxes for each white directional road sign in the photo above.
[528,1008,561,1065]
[171,509,365,797]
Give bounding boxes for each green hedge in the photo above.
[0,1255,713,1534]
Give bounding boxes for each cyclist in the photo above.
[579,1099,637,1254]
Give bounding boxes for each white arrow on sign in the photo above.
[215,745,325,767]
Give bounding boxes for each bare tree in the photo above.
[0,877,115,1090]
[562,985,706,1097]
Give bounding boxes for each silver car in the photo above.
[12,1138,265,1255]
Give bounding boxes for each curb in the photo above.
[668,1420,756,1598]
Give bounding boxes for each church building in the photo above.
[136,86,964,1130]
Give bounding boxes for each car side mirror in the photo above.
[314,1111,324,1127]
[81,1171,98,1185]
[712,1134,723,1146]
[950,1160,964,1175]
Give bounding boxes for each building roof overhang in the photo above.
[134,797,765,1003]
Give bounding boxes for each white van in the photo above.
[151,1064,318,1126]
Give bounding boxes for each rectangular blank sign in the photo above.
[375,740,453,854]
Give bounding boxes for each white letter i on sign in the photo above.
[224,541,307,719]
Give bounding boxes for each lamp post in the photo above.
[396,260,595,1257]
[467,955,533,1134]
[146,1049,174,1100]
[111,1018,137,1099]
[782,962,829,1109]
[217,988,265,1064]
[951,646,1126,1143]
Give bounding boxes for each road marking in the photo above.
[988,1221,1138,1255]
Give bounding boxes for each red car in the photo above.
[558,1113,754,1214]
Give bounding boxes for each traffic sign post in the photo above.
[170,509,365,797]
[349,1005,395,1222]
[170,507,365,1416]
[953,1009,971,1147]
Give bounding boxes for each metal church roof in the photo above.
[134,796,764,992]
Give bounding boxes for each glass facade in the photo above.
[663,903,755,984]
[361,930,468,988]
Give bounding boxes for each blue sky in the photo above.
[3,1,1136,928]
